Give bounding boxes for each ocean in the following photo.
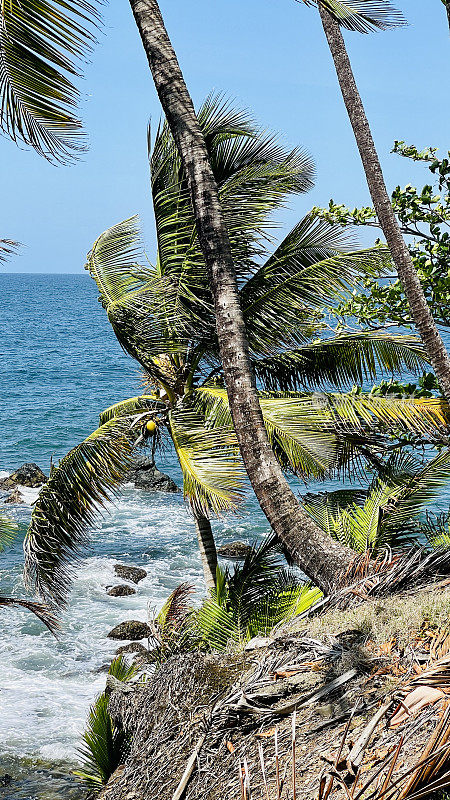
[1,273,449,799]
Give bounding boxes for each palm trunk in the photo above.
[193,510,217,592]
[318,5,450,401]
[446,1,450,35]
[128,0,354,594]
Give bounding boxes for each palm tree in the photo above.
[299,1,450,401]
[23,99,450,603]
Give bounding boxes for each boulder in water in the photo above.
[125,455,179,493]
[107,584,137,597]
[4,488,25,504]
[107,620,151,641]
[116,642,149,656]
[114,564,147,584]
[218,541,252,560]
[0,463,47,489]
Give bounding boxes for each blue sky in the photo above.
[1,0,449,273]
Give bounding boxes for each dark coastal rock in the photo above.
[107,620,151,641]
[107,584,137,597]
[124,455,179,493]
[4,488,25,504]
[114,564,147,584]
[0,463,47,489]
[115,642,148,657]
[218,541,252,560]
[0,775,12,787]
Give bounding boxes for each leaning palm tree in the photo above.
[298,0,450,400]
[23,99,450,603]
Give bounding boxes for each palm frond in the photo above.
[240,215,391,353]
[381,449,450,535]
[196,386,450,467]
[99,395,163,426]
[300,0,406,33]
[253,332,428,392]
[151,93,315,283]
[0,515,19,550]
[0,595,60,635]
[168,409,245,515]
[74,656,135,789]
[0,238,19,262]
[24,413,148,606]
[0,0,102,162]
[156,582,193,635]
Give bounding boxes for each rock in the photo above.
[114,564,147,584]
[107,584,137,597]
[0,775,12,787]
[0,463,47,489]
[116,642,149,656]
[218,541,252,560]
[107,620,151,641]
[4,488,25,504]
[124,455,180,493]
[245,636,274,651]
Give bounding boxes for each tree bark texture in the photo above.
[128,0,354,594]
[318,4,450,402]
[193,511,217,592]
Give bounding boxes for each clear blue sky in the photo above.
[1,0,449,273]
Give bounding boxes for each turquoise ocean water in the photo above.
[1,273,449,798]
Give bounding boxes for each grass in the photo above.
[284,587,450,650]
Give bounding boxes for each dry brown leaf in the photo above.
[390,686,445,728]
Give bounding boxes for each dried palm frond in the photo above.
[0,596,59,635]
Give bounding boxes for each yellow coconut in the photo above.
[146,420,157,435]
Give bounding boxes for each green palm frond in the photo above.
[240,215,391,353]
[253,332,428,392]
[421,512,450,550]
[85,216,150,308]
[381,449,450,535]
[74,656,135,790]
[99,395,164,426]
[0,238,19,262]
[300,0,406,33]
[303,450,450,553]
[168,409,245,515]
[86,216,209,376]
[0,515,19,550]
[196,538,322,649]
[0,0,102,162]
[196,385,450,456]
[151,93,315,281]
[24,413,149,605]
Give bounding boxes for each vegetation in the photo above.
[73,657,136,792]
[23,96,450,605]
[313,143,450,335]
[302,448,450,554]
